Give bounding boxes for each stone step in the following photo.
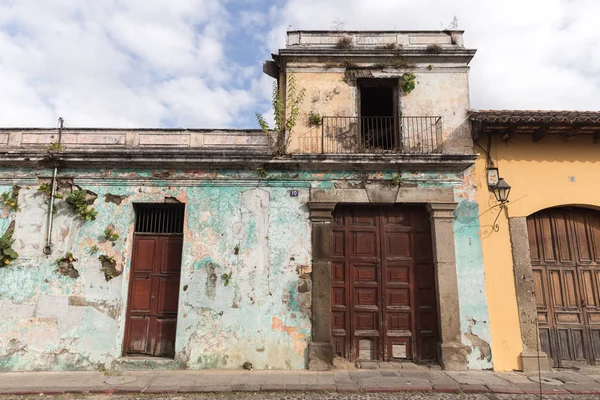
[111,356,182,371]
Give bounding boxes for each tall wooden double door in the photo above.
[331,205,439,362]
[528,207,600,367]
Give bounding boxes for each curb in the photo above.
[3,386,599,395]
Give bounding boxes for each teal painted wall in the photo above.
[453,167,493,369]
[0,167,492,370]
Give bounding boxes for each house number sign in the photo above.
[290,190,299,197]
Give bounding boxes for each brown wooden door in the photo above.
[124,235,183,358]
[528,207,600,367]
[331,205,438,362]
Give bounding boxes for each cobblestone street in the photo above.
[2,367,600,399]
[3,393,600,400]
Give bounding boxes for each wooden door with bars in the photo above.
[124,204,185,358]
[331,204,438,362]
[528,207,600,367]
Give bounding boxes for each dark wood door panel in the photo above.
[129,277,153,312]
[125,234,183,358]
[528,207,600,367]
[125,316,150,354]
[160,237,184,274]
[153,317,177,357]
[331,205,437,363]
[133,237,158,272]
[156,277,180,314]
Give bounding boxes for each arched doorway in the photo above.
[527,207,600,367]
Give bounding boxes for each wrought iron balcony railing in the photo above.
[299,116,443,154]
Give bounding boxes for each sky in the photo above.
[0,0,598,129]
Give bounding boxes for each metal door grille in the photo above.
[134,204,185,234]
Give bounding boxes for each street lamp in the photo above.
[490,177,511,233]
[492,178,511,204]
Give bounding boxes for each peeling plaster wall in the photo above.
[453,166,493,370]
[0,167,491,371]
[286,67,473,155]
[0,172,313,371]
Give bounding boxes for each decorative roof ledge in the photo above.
[0,128,271,149]
[0,149,475,172]
[286,30,466,49]
[0,128,475,171]
[469,110,600,141]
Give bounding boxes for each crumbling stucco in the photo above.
[0,167,491,371]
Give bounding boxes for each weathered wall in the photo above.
[453,167,493,369]
[0,169,313,371]
[286,66,473,155]
[0,166,491,371]
[476,134,600,371]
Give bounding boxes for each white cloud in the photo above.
[265,0,600,111]
[0,0,598,129]
[0,0,256,128]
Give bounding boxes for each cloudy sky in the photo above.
[0,0,598,128]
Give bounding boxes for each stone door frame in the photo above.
[507,217,555,371]
[306,185,468,370]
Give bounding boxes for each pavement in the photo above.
[1,364,600,397]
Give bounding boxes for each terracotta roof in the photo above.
[469,110,600,125]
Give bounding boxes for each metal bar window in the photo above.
[134,204,185,234]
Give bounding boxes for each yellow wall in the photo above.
[476,133,600,371]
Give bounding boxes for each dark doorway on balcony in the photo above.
[358,79,399,150]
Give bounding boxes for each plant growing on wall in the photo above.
[99,255,121,281]
[391,174,405,187]
[56,252,79,278]
[1,186,20,212]
[103,225,120,244]
[66,190,98,221]
[255,73,306,154]
[426,44,442,54]
[47,142,64,152]
[0,222,18,266]
[336,36,353,49]
[37,183,63,199]
[401,72,416,94]
[308,112,322,127]
[222,272,232,287]
[256,167,268,179]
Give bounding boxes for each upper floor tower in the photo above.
[264,30,477,156]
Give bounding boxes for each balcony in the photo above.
[299,116,443,154]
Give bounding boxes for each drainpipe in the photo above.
[43,117,63,255]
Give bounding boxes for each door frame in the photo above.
[331,204,438,363]
[511,207,600,371]
[306,185,468,371]
[121,203,186,359]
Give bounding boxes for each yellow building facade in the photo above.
[471,111,600,371]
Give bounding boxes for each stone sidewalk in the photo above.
[1,365,600,396]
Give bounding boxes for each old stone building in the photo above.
[0,30,493,371]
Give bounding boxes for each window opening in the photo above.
[134,204,185,234]
[359,80,398,150]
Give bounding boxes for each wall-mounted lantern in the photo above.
[492,178,511,204]
[489,177,511,233]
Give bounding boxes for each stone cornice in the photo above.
[277,49,477,66]
[0,149,476,171]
